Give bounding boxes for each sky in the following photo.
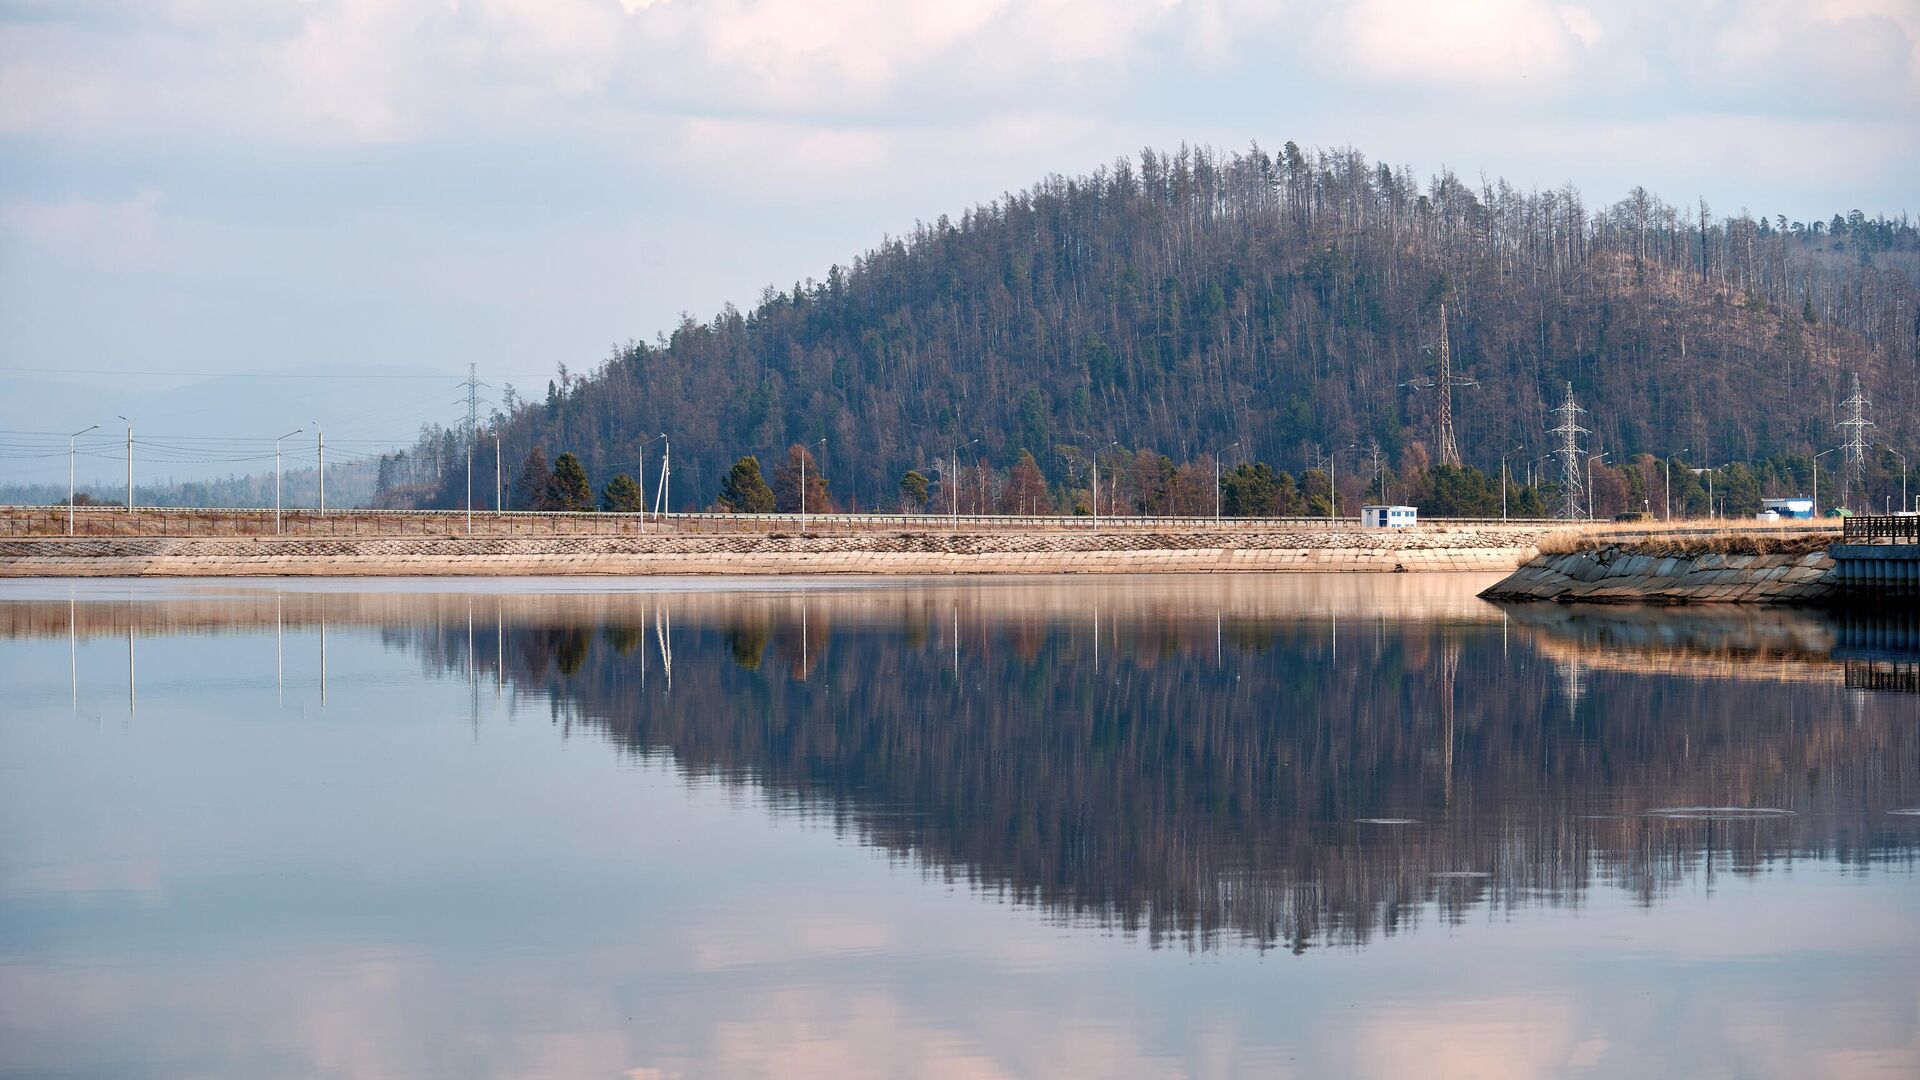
[1,0,1917,481]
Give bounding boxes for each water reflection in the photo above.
[13,578,1915,954]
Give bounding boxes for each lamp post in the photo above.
[1327,444,1357,520]
[800,438,826,532]
[1813,447,1839,519]
[1091,440,1118,533]
[1499,445,1523,522]
[494,434,502,517]
[275,428,303,534]
[1213,441,1239,522]
[950,438,979,531]
[1665,447,1689,521]
[1888,449,1908,517]
[1587,452,1609,522]
[68,424,98,535]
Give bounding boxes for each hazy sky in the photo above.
[1,0,1917,455]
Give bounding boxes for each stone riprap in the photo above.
[1480,547,1837,605]
[0,528,1548,577]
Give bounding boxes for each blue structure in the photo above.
[1760,497,1814,520]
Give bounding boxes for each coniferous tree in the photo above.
[899,470,931,512]
[549,453,593,511]
[601,472,645,512]
[718,456,777,513]
[998,451,1053,514]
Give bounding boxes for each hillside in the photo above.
[388,143,1919,514]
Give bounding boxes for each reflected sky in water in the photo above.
[1,575,1916,1079]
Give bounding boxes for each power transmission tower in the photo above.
[1550,381,1589,520]
[1402,302,1476,467]
[1837,371,1873,511]
[455,364,492,527]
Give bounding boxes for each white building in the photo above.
[1361,505,1418,528]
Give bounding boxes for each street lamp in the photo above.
[800,438,827,532]
[275,428,303,534]
[1327,444,1357,520]
[950,438,979,531]
[1665,447,1689,521]
[68,424,98,535]
[1587,452,1609,522]
[1499,445,1523,522]
[1212,441,1239,522]
[1812,448,1839,520]
[1888,448,1908,517]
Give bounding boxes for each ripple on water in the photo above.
[1642,807,1796,821]
[1431,871,1491,879]
[1889,809,1920,817]
[1355,818,1420,825]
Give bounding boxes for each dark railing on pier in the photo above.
[1844,515,1920,545]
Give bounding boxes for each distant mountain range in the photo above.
[390,142,1918,512]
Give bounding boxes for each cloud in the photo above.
[0,189,168,272]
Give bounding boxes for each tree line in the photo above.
[486,436,1909,519]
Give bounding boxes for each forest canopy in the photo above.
[379,142,1918,515]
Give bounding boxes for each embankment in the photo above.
[1481,535,1839,605]
[0,527,1548,577]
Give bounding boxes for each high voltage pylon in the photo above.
[1550,381,1589,521]
[1837,371,1873,512]
[455,363,492,531]
[1403,302,1476,467]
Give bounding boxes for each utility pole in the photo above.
[1093,440,1116,533]
[275,428,303,534]
[1549,382,1589,521]
[314,423,325,515]
[119,416,131,512]
[1837,372,1874,512]
[653,434,670,517]
[494,434,502,516]
[69,424,98,535]
[1402,302,1477,467]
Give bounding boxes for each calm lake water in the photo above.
[1,574,1916,1079]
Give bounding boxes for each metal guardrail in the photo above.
[1,504,1574,538]
[1844,515,1920,545]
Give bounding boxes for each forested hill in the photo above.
[389,142,1919,512]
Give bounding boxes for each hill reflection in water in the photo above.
[17,577,1920,953]
[388,578,1920,952]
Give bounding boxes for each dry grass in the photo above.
[1536,525,1837,558]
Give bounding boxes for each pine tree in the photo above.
[549,452,593,511]
[899,470,930,511]
[601,472,644,512]
[718,456,776,513]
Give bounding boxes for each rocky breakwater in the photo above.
[1480,534,1837,605]
[0,525,1548,577]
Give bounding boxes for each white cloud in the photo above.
[1331,0,1580,86]
[0,189,168,272]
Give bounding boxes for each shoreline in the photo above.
[0,529,1548,577]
